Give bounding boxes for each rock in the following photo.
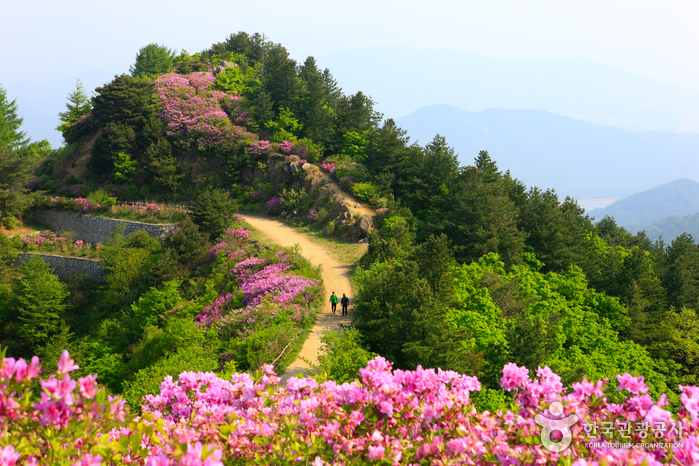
[213,65,226,75]
[289,161,301,174]
[357,214,374,236]
[355,204,361,208]
[358,238,368,244]
[220,61,237,68]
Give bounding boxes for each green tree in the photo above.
[91,74,158,129]
[297,56,335,143]
[253,91,274,129]
[191,189,239,240]
[263,43,300,113]
[314,328,377,384]
[56,80,91,137]
[649,307,699,387]
[10,257,69,350]
[663,233,699,311]
[130,43,176,77]
[0,85,29,149]
[0,144,34,219]
[144,138,183,196]
[163,217,208,265]
[89,121,135,176]
[224,32,269,65]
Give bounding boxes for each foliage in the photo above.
[56,80,92,138]
[144,138,183,197]
[191,189,239,239]
[89,121,136,176]
[1,257,69,354]
[0,144,35,219]
[6,350,698,465]
[163,216,208,264]
[112,152,138,182]
[313,327,377,384]
[130,43,176,77]
[154,72,252,151]
[91,74,158,130]
[0,85,29,149]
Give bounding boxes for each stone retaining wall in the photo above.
[32,210,178,244]
[16,253,106,281]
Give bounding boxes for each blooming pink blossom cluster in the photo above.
[233,259,317,309]
[247,140,270,156]
[22,231,68,246]
[70,112,93,129]
[265,197,282,214]
[6,350,699,465]
[119,357,699,465]
[196,232,317,329]
[224,227,250,242]
[339,175,357,190]
[75,198,101,213]
[194,293,235,327]
[207,242,229,262]
[0,351,127,465]
[59,184,89,197]
[155,73,248,149]
[74,239,91,249]
[279,141,293,154]
[319,162,338,173]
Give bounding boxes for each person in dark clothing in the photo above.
[330,291,338,314]
[340,293,349,316]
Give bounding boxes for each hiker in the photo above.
[330,291,338,314]
[341,293,349,316]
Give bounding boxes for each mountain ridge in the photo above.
[395,104,699,200]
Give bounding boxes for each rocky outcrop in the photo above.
[301,164,377,237]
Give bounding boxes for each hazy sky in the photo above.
[3,0,699,88]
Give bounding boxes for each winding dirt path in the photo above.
[242,215,363,382]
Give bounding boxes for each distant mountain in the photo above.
[318,45,699,133]
[588,179,699,235]
[395,105,699,200]
[642,212,699,242]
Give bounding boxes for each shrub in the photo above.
[314,327,377,384]
[87,188,117,207]
[191,189,239,240]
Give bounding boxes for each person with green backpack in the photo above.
[330,291,338,314]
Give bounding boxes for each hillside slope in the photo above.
[588,178,699,233]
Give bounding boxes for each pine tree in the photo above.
[130,43,176,77]
[263,44,300,113]
[56,80,91,137]
[144,138,183,197]
[0,85,28,149]
[0,144,34,219]
[12,257,69,349]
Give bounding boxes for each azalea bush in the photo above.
[3,347,699,465]
[0,349,224,465]
[154,72,254,151]
[193,223,322,373]
[18,231,101,259]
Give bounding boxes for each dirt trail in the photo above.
[243,215,363,382]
